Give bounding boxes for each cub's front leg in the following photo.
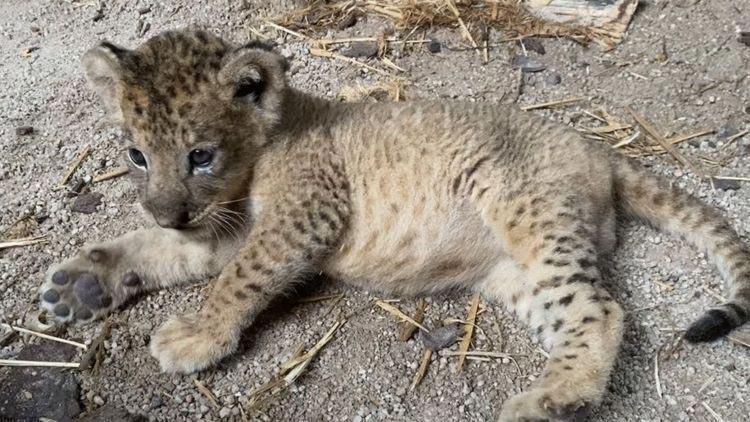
[40,228,240,323]
[149,165,350,373]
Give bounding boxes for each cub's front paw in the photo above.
[149,313,238,374]
[39,247,142,323]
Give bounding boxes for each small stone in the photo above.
[520,37,545,55]
[545,72,562,85]
[426,39,441,53]
[420,323,464,351]
[712,178,741,191]
[219,406,232,418]
[15,126,34,136]
[137,5,151,15]
[71,192,103,214]
[336,12,357,29]
[716,124,738,139]
[340,42,378,58]
[93,395,105,406]
[513,55,546,73]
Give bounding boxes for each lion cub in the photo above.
[39,30,749,420]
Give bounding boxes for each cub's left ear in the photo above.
[217,43,288,124]
[81,41,131,124]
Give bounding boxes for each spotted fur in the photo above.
[38,30,749,421]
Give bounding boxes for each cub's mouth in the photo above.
[184,201,248,237]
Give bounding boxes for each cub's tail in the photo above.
[612,154,749,342]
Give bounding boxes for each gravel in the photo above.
[1,0,749,421]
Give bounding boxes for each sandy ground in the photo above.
[1,0,749,421]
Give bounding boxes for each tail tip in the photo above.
[684,309,735,343]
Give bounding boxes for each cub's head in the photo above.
[82,30,288,229]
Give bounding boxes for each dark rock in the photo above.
[15,126,34,136]
[545,72,562,85]
[712,178,741,191]
[716,124,739,139]
[340,41,379,58]
[78,403,147,422]
[513,55,546,73]
[66,178,88,198]
[71,192,103,214]
[520,37,545,55]
[0,342,81,421]
[426,39,441,53]
[336,12,357,29]
[420,323,465,351]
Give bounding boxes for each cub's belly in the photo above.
[324,202,504,296]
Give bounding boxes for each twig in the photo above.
[59,145,92,187]
[262,20,308,40]
[93,167,129,183]
[409,349,432,391]
[1,323,87,350]
[440,350,519,359]
[399,298,427,341]
[521,97,585,111]
[654,349,663,399]
[0,235,48,251]
[628,108,705,178]
[0,359,80,368]
[309,48,392,76]
[723,129,749,146]
[712,176,750,182]
[374,300,429,332]
[701,401,725,422]
[444,0,481,59]
[193,379,220,409]
[281,320,344,385]
[296,293,344,304]
[457,294,480,372]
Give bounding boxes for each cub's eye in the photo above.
[128,148,147,169]
[189,149,214,168]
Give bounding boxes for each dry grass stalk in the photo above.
[627,108,705,179]
[249,320,344,407]
[654,349,663,399]
[309,47,392,76]
[296,293,344,303]
[409,349,432,391]
[58,145,91,187]
[79,320,112,374]
[700,401,725,422]
[0,235,48,251]
[456,293,480,372]
[93,167,129,183]
[399,298,427,341]
[274,1,608,47]
[520,97,584,111]
[374,300,429,332]
[193,379,220,409]
[0,359,80,368]
[1,323,87,350]
[338,80,409,102]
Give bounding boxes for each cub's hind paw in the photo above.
[498,388,591,422]
[39,248,141,324]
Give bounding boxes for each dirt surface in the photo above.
[1,0,749,421]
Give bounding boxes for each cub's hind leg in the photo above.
[478,194,623,421]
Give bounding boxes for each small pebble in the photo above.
[15,126,34,136]
[513,55,546,73]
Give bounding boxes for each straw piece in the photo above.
[374,300,429,332]
[93,167,129,183]
[628,108,705,178]
[0,235,47,251]
[409,349,432,391]
[0,359,80,368]
[193,379,220,409]
[263,20,308,40]
[309,48,392,76]
[457,294,480,372]
[521,97,584,111]
[59,145,92,187]
[1,323,87,350]
[399,298,427,341]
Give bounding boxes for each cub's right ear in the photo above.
[81,42,130,123]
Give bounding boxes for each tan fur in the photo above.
[38,30,750,421]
